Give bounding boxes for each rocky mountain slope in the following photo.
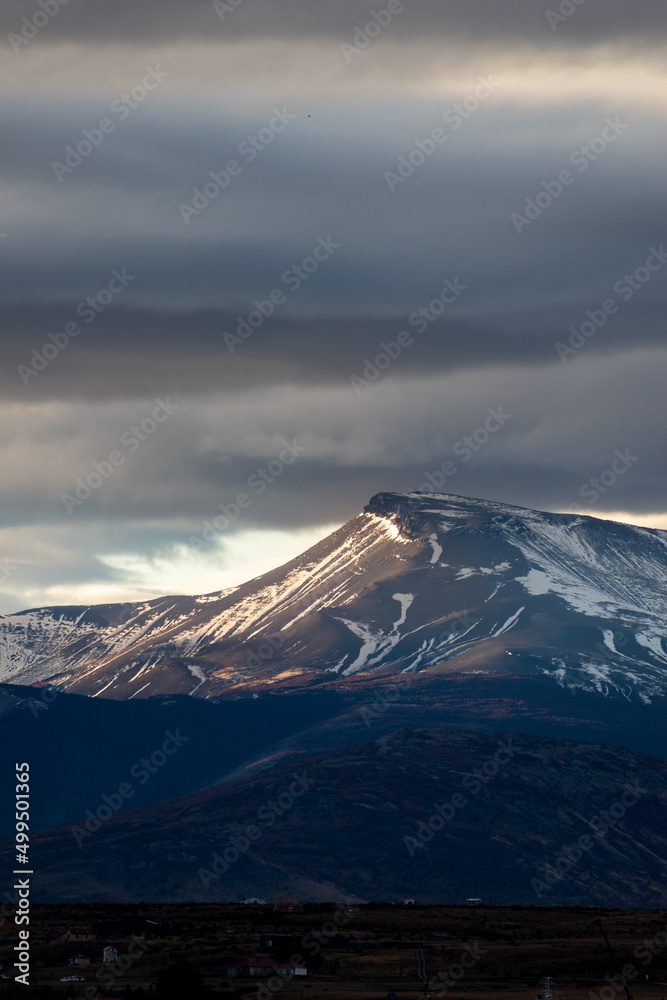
[2,493,666,907]
[2,492,667,706]
[13,729,667,907]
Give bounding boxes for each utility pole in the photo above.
[598,920,633,1000]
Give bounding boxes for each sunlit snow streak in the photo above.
[493,606,525,636]
[128,682,151,699]
[176,511,415,653]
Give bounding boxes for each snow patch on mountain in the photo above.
[428,534,442,564]
[334,593,416,676]
[392,594,414,628]
[636,633,667,664]
[188,664,208,694]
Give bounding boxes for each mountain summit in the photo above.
[2,492,667,705]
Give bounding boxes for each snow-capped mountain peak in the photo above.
[1,491,666,703]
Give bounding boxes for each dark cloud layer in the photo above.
[2,0,667,47]
[1,99,665,403]
[1,299,665,403]
[1,2,666,612]
[1,349,665,530]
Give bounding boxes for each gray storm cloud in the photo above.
[1,353,664,532]
[1,99,665,402]
[0,0,665,612]
[1,0,667,46]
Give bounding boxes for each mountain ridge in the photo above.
[1,491,666,706]
[7,726,666,907]
[2,492,666,907]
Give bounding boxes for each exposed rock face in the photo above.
[2,492,667,705]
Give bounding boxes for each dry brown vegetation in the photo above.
[1,903,666,999]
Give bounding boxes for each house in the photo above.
[69,954,91,966]
[465,897,483,906]
[227,957,307,979]
[240,897,266,905]
[102,946,118,963]
[61,927,95,942]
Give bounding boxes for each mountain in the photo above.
[2,491,667,907]
[10,728,667,907]
[2,492,667,707]
[0,682,343,836]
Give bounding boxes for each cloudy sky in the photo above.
[1,0,666,613]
